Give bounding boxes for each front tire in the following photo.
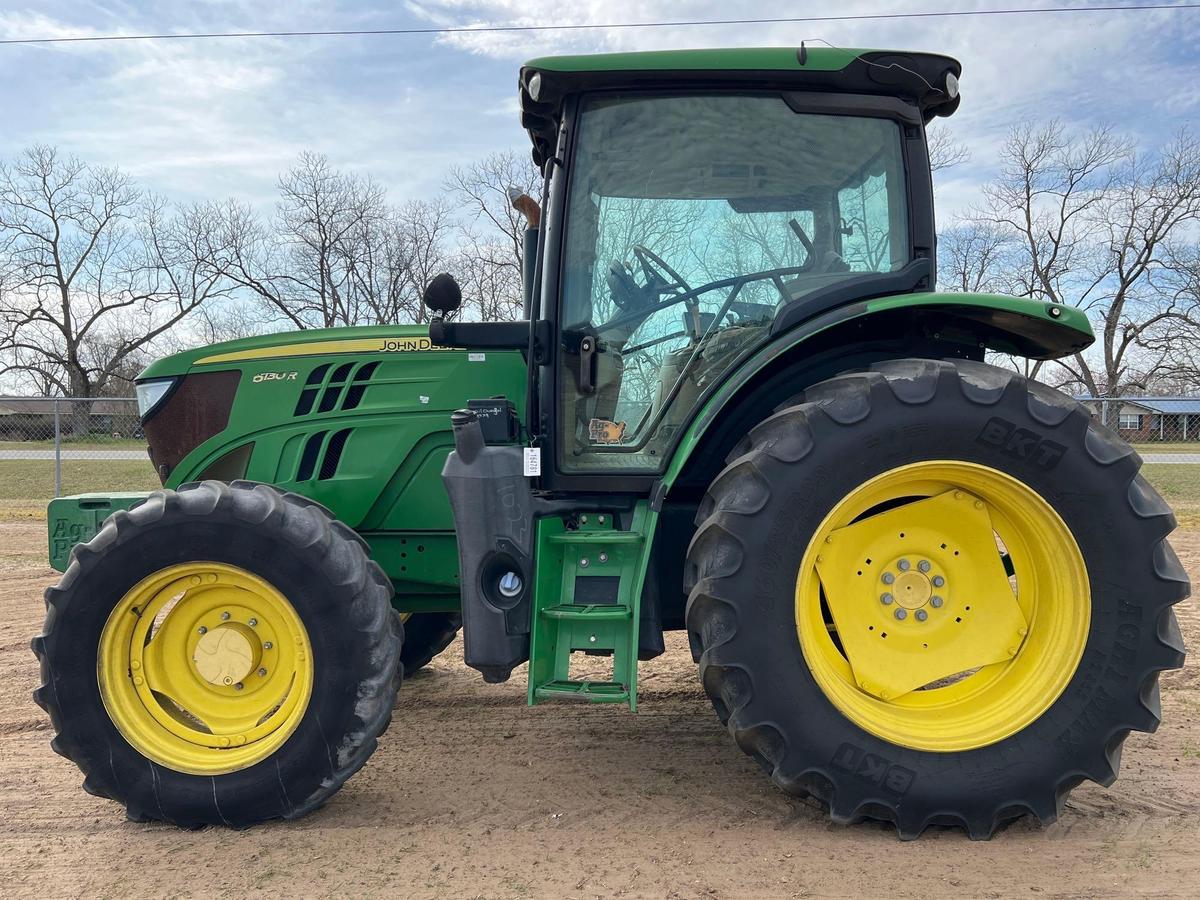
[31,481,402,827]
[685,359,1187,839]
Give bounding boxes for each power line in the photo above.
[1,4,1198,46]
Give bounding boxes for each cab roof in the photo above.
[518,47,961,166]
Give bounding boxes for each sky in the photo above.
[0,1,1198,220]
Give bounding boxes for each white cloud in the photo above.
[407,0,1200,212]
[0,0,1196,221]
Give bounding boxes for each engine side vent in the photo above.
[294,365,331,417]
[317,363,355,414]
[318,428,353,480]
[296,431,327,481]
[342,361,380,411]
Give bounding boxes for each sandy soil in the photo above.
[1,520,1198,899]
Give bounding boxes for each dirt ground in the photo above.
[1,521,1198,899]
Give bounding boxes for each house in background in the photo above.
[0,398,139,440]
[1076,396,1200,443]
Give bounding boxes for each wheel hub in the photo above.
[815,488,1029,701]
[192,625,258,687]
[891,569,933,610]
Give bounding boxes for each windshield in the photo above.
[558,93,911,472]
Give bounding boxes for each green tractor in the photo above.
[32,47,1187,840]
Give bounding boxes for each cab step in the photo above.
[547,531,644,544]
[533,679,630,702]
[527,504,656,711]
[541,603,631,621]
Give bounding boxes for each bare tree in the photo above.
[206,156,455,328]
[927,127,970,173]
[269,153,386,327]
[955,122,1200,396]
[453,242,523,323]
[938,222,1015,294]
[0,146,231,412]
[1131,243,1200,389]
[394,198,455,323]
[447,151,541,320]
[448,151,541,268]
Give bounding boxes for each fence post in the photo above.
[53,398,62,498]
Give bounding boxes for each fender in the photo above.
[657,291,1094,499]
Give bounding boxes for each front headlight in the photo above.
[135,378,177,419]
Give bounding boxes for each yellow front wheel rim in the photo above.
[795,461,1090,752]
[98,562,313,775]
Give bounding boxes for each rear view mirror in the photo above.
[423,273,462,315]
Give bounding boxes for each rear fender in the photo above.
[659,292,1094,499]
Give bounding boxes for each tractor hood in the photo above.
[133,323,526,489]
[138,323,440,380]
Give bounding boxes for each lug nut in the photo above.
[220,611,230,621]
[258,667,268,677]
[880,593,894,605]
[263,641,273,650]
[599,553,608,563]
[915,609,928,622]
[248,617,258,627]
[897,559,910,571]
[918,560,931,573]
[882,572,895,585]
[932,575,945,587]
[580,558,589,568]
[930,595,943,608]
[234,682,243,690]
[198,626,207,634]
[894,608,907,620]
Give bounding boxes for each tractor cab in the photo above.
[430,48,962,484]
[546,85,926,473]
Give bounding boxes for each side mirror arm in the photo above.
[430,318,553,364]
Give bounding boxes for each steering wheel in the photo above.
[633,245,690,294]
[633,245,705,338]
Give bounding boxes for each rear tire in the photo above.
[31,480,402,827]
[685,359,1188,839]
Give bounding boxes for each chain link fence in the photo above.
[1081,398,1200,463]
[0,397,158,506]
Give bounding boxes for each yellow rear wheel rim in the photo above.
[795,461,1090,752]
[98,562,313,775]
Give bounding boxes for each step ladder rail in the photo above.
[527,502,658,710]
